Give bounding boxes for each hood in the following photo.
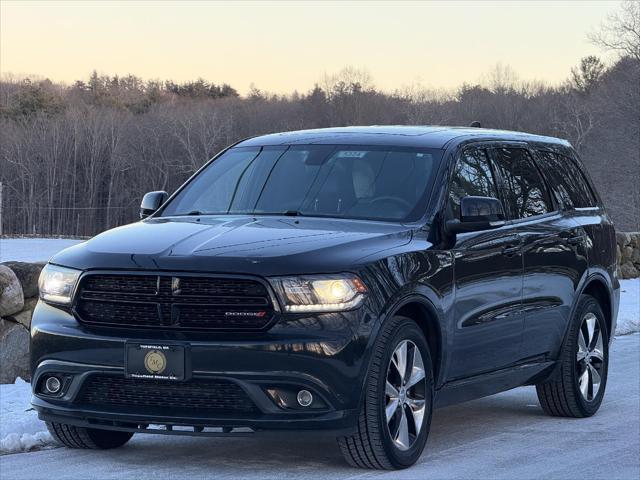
[51,215,415,276]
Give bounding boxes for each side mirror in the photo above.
[140,191,168,219]
[446,196,506,234]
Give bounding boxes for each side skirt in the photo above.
[434,360,555,408]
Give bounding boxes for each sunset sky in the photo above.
[1,0,616,94]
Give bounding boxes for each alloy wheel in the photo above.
[385,340,427,451]
[576,312,605,402]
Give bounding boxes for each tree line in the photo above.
[0,4,638,236]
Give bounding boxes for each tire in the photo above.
[338,315,434,469]
[46,422,134,449]
[536,294,609,418]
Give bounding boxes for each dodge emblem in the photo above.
[171,277,181,295]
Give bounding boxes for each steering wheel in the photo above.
[369,196,413,211]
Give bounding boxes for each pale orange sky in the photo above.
[0,0,616,94]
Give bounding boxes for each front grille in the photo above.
[75,274,275,330]
[77,375,258,414]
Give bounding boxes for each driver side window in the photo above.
[448,148,499,219]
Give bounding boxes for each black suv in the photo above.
[32,126,619,469]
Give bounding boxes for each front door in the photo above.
[446,146,524,380]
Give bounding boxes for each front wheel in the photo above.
[536,295,609,417]
[47,422,134,449]
[338,316,434,469]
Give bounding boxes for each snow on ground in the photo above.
[0,238,84,262]
[0,379,53,454]
[618,279,640,335]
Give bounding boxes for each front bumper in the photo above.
[31,301,377,435]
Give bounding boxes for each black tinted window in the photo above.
[448,148,499,219]
[536,151,596,209]
[491,148,552,219]
[161,145,442,222]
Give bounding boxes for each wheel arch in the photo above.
[581,276,613,339]
[391,296,444,387]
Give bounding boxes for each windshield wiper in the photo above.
[171,210,306,218]
[171,211,227,217]
[247,210,305,217]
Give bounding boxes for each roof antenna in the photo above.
[469,121,481,128]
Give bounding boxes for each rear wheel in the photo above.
[536,295,609,417]
[47,422,133,449]
[338,316,434,469]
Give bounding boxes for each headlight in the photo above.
[38,264,81,305]
[268,274,367,313]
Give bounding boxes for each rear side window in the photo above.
[535,151,597,209]
[490,148,553,219]
[448,148,499,219]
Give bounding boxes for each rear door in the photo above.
[489,146,587,361]
[447,146,524,380]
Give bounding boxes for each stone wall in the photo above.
[616,232,640,279]
[0,262,44,383]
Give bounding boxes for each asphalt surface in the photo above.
[2,334,638,480]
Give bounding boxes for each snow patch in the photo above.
[1,431,52,454]
[616,279,639,336]
[0,378,54,454]
[0,238,83,262]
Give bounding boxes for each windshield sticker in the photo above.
[337,151,367,158]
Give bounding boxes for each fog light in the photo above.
[297,389,313,407]
[45,376,62,394]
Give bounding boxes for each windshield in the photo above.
[160,145,443,222]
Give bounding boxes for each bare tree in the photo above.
[0,56,638,234]
[482,63,520,94]
[589,0,640,61]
